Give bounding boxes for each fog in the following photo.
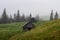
[0,0,60,20]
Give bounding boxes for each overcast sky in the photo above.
[0,0,60,18]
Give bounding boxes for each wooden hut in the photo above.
[23,22,35,31]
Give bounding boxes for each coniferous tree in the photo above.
[16,10,20,22]
[30,17,37,23]
[35,14,40,21]
[29,14,32,19]
[54,11,58,20]
[21,14,25,22]
[2,8,8,23]
[9,14,13,23]
[0,18,2,24]
[29,13,32,21]
[25,15,29,22]
[14,13,16,22]
[50,10,53,20]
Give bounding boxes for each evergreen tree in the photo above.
[25,15,29,22]
[14,13,16,22]
[2,8,8,23]
[9,14,13,23]
[29,13,32,19]
[35,14,40,21]
[50,10,53,20]
[29,13,32,21]
[21,14,25,22]
[30,17,37,23]
[16,10,20,22]
[54,11,58,20]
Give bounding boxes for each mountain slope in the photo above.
[9,19,60,40]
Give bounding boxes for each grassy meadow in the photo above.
[0,19,60,40]
[0,22,25,40]
[0,21,45,40]
[9,19,60,40]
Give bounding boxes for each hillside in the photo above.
[0,21,45,40]
[9,19,60,40]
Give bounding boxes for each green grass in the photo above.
[9,19,60,40]
[0,22,25,40]
[0,21,45,40]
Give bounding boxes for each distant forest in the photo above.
[0,8,40,24]
[0,8,59,24]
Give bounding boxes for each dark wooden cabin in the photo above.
[23,22,35,31]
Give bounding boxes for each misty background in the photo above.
[0,0,60,20]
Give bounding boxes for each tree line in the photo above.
[50,10,58,20]
[0,8,59,24]
[0,8,39,24]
